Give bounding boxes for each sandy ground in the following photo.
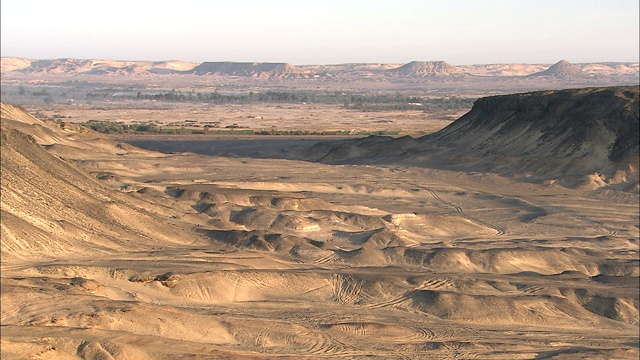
[29,102,459,136]
[1,103,639,359]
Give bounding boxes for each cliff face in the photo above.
[432,86,638,163]
[316,86,639,190]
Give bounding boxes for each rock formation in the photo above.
[315,86,639,190]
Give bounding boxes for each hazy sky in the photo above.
[1,0,638,65]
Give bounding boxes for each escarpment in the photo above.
[315,86,639,190]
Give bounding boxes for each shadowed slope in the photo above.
[187,61,306,78]
[530,60,585,78]
[316,86,639,190]
[387,61,464,77]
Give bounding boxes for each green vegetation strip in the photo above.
[75,121,399,136]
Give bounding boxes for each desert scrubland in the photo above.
[1,58,639,359]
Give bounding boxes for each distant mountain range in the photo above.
[1,58,638,81]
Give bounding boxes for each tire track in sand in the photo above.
[419,185,506,236]
[367,295,411,310]
[314,252,339,265]
[331,274,364,306]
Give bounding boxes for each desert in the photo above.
[1,57,639,359]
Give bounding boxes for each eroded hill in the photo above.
[188,61,307,78]
[2,57,638,83]
[315,86,640,191]
[0,103,196,262]
[387,61,464,77]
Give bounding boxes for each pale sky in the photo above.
[1,0,638,65]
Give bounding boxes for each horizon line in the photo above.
[2,56,640,67]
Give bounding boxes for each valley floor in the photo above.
[2,140,638,359]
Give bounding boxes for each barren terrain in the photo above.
[1,59,639,359]
[2,57,637,138]
[2,86,639,359]
[26,102,459,137]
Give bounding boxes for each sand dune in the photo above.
[1,101,638,358]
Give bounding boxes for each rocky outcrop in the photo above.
[315,86,639,190]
